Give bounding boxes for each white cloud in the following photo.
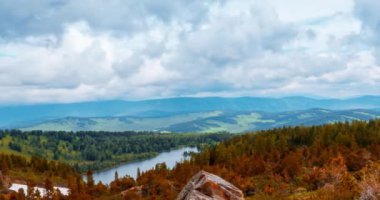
[0,0,379,103]
[354,0,380,58]
[267,0,354,23]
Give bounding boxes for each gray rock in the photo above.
[176,170,244,200]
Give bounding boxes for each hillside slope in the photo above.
[126,119,380,199]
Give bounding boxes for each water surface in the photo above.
[92,147,197,184]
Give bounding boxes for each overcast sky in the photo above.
[0,0,379,103]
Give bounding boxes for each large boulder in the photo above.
[176,170,244,200]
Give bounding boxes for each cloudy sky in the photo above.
[0,0,379,103]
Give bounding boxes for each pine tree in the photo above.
[26,180,36,199]
[114,171,119,181]
[137,168,141,180]
[44,178,54,198]
[86,170,94,188]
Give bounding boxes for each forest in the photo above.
[118,119,380,199]
[1,119,380,199]
[0,153,78,187]
[0,130,232,171]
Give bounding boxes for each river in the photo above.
[92,147,197,185]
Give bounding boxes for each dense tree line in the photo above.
[0,130,232,171]
[0,153,78,190]
[0,154,77,179]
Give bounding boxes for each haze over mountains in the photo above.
[1,96,380,132]
[20,109,380,133]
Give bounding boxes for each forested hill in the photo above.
[119,119,380,199]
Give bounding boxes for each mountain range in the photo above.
[20,108,380,133]
[1,95,379,132]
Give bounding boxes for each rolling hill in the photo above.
[21,108,380,133]
[1,96,380,129]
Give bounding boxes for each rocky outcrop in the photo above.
[176,170,244,200]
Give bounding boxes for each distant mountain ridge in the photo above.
[21,108,380,133]
[1,95,380,129]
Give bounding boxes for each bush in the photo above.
[8,142,22,152]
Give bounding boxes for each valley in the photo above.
[1,96,380,129]
[1,97,380,200]
[20,108,380,133]
[0,130,230,172]
[2,119,380,199]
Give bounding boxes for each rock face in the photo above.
[176,171,244,200]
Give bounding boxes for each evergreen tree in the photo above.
[86,170,94,188]
[114,171,119,181]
